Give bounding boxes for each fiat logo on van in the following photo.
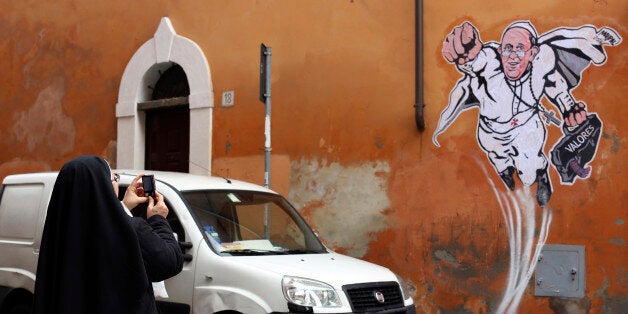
[374,291,385,303]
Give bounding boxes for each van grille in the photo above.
[342,281,404,313]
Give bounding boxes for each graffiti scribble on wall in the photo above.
[477,158,552,314]
[433,20,622,206]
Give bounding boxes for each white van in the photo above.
[0,171,415,314]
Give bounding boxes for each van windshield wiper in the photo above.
[283,249,322,254]
[223,249,283,255]
[223,248,323,255]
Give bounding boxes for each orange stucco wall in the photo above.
[0,0,625,313]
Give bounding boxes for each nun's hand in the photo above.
[122,174,149,210]
[147,191,169,219]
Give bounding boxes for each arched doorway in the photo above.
[143,64,190,172]
[116,17,213,175]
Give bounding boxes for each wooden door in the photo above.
[145,106,190,172]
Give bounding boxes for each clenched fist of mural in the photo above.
[442,21,483,65]
[434,20,622,206]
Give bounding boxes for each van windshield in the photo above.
[182,190,327,255]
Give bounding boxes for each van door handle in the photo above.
[182,253,193,262]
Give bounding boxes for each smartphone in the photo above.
[141,175,156,197]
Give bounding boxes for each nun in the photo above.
[33,155,183,313]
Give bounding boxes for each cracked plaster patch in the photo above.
[289,158,390,257]
[13,77,75,156]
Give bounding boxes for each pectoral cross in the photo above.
[543,110,561,126]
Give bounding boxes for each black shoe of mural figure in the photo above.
[536,169,552,207]
[499,166,516,191]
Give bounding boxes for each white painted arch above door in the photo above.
[116,17,213,175]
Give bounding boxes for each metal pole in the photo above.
[264,46,272,189]
[262,45,272,239]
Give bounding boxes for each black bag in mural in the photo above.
[550,114,602,184]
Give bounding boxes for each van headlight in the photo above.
[282,276,342,308]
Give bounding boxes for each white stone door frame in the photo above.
[116,17,213,175]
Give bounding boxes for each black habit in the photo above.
[33,155,183,314]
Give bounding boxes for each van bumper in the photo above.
[273,304,417,313]
[367,305,417,314]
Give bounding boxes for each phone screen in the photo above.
[141,175,155,197]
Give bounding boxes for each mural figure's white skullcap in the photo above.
[503,21,539,40]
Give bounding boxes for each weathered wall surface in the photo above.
[0,0,625,312]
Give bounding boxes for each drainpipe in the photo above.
[414,0,426,131]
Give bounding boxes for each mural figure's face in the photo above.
[498,27,538,81]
